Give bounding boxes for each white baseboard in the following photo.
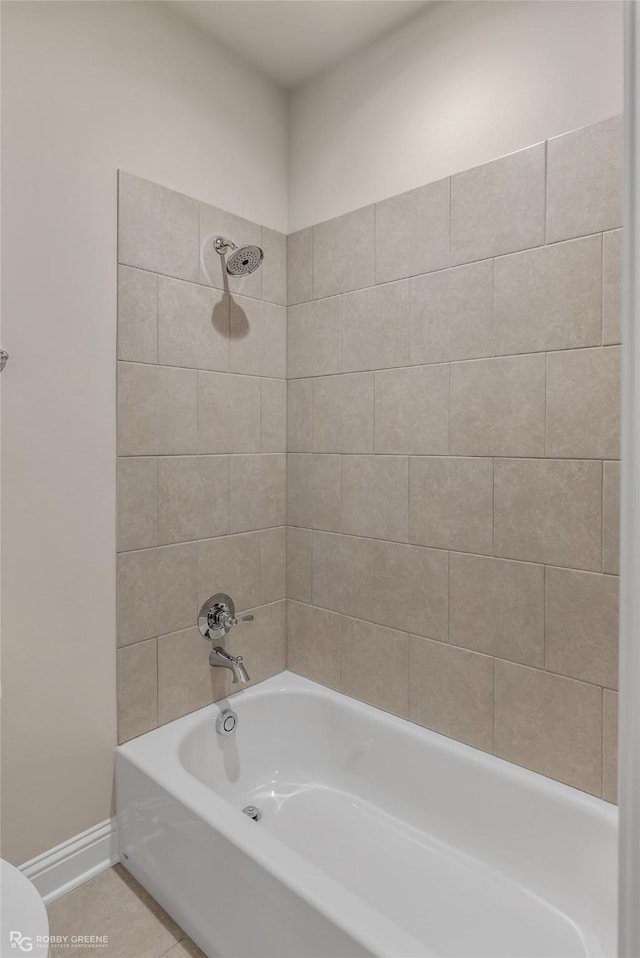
[19,819,119,904]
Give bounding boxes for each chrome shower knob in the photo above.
[198,593,254,640]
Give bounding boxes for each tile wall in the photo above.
[286,115,622,801]
[116,172,287,743]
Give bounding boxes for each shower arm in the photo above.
[214,236,237,255]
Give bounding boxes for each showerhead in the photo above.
[214,236,264,276]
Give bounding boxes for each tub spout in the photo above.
[209,646,250,684]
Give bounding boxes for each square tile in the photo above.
[341,455,408,542]
[117,266,157,363]
[409,457,493,553]
[117,543,197,646]
[450,143,545,264]
[545,568,618,689]
[312,531,375,620]
[341,280,410,372]
[373,540,448,641]
[547,115,623,243]
[118,171,199,281]
[230,296,286,379]
[286,527,312,603]
[198,372,261,454]
[117,640,157,743]
[603,460,620,575]
[117,457,158,553]
[262,378,286,452]
[546,347,620,459]
[494,458,602,571]
[494,661,602,795]
[287,228,313,305]
[449,553,544,667]
[158,276,229,371]
[603,230,622,345]
[603,689,618,804]
[261,527,286,603]
[313,205,374,298]
[494,236,602,355]
[227,600,286,689]
[229,454,286,533]
[409,637,494,752]
[341,617,408,717]
[158,627,226,725]
[158,455,229,544]
[374,364,449,455]
[410,261,493,364]
[288,297,341,378]
[287,600,341,688]
[261,227,287,306]
[287,379,313,452]
[197,532,261,612]
[312,373,374,453]
[118,363,198,456]
[375,178,450,284]
[450,354,545,457]
[287,454,341,531]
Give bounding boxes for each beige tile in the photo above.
[312,531,374,620]
[288,297,341,379]
[410,260,493,364]
[603,230,622,345]
[158,456,229,545]
[262,378,286,452]
[341,617,408,717]
[117,266,157,363]
[287,379,313,452]
[450,354,545,457]
[230,296,286,379]
[287,527,312,603]
[409,637,494,752]
[118,171,199,282]
[117,543,197,646]
[409,456,493,553]
[373,541,448,641]
[261,527,286,603]
[450,143,545,265]
[229,454,286,533]
[375,179,450,284]
[227,600,286,689]
[287,600,341,688]
[375,364,449,455]
[287,454,341,531]
[494,235,603,355]
[449,554,544,667]
[313,205,374,298]
[341,455,408,542]
[117,457,158,552]
[603,689,618,804]
[118,362,198,456]
[198,532,261,612]
[48,864,182,958]
[313,373,374,453]
[603,460,620,575]
[546,347,620,459]
[158,626,228,725]
[157,276,229,371]
[547,115,623,243]
[261,227,287,306]
[494,458,602,571]
[494,661,602,795]
[199,202,262,299]
[341,280,409,372]
[287,227,313,306]
[198,371,261,454]
[545,568,619,689]
[117,640,157,743]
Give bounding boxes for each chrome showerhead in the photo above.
[214,236,264,276]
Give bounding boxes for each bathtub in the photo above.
[116,671,617,958]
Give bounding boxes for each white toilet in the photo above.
[1,859,49,956]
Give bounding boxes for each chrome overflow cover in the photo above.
[216,708,238,736]
[242,805,262,822]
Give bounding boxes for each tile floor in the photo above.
[47,865,205,958]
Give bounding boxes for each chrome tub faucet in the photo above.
[198,592,252,685]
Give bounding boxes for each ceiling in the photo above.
[166,0,431,89]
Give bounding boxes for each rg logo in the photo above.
[9,932,33,952]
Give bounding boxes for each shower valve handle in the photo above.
[198,593,254,641]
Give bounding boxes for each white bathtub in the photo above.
[116,671,617,958]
